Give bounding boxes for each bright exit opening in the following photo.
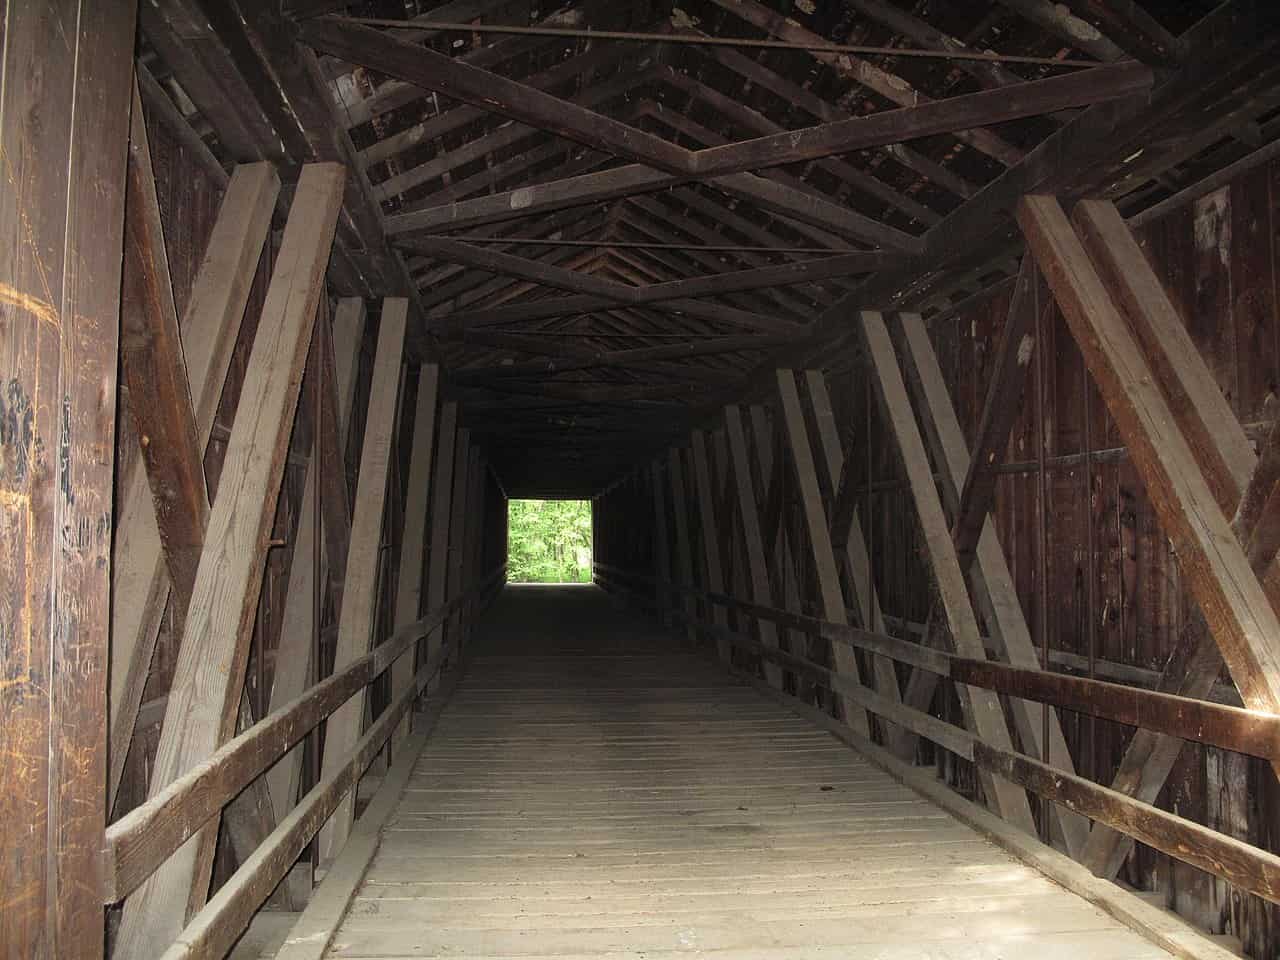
[506,499,593,584]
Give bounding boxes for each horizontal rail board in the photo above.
[598,567,1280,907]
[104,564,506,903]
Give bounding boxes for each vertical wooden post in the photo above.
[317,299,408,864]
[893,313,1091,853]
[0,2,136,955]
[108,160,280,805]
[859,311,1037,835]
[265,298,367,835]
[114,163,344,959]
[691,431,731,660]
[667,448,698,643]
[422,403,459,674]
[390,363,441,753]
[776,371,874,737]
[799,371,915,759]
[446,428,474,648]
[724,406,784,688]
[651,460,673,626]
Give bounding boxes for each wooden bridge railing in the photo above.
[105,561,506,960]
[594,560,1280,907]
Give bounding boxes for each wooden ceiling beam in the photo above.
[636,105,918,251]
[699,43,976,203]
[1054,2,1182,67]
[656,65,942,228]
[993,0,1131,63]
[361,36,622,166]
[687,61,1152,178]
[708,0,1027,167]
[301,20,693,173]
[404,236,896,308]
[371,63,654,202]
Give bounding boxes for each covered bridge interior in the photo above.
[6,0,1280,958]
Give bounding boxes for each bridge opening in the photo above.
[506,498,593,584]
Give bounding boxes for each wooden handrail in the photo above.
[593,562,1280,759]
[594,567,1280,906]
[104,562,506,904]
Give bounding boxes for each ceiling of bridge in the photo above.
[137,0,1272,496]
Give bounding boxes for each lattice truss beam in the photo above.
[134,0,1280,493]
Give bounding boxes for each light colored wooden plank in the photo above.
[265,298,368,838]
[109,161,280,805]
[892,313,1090,856]
[691,430,731,660]
[114,163,343,959]
[317,298,409,864]
[423,402,459,673]
[859,311,1036,835]
[1020,195,1280,715]
[723,407,783,687]
[389,363,441,753]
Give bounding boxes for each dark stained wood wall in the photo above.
[836,162,1280,957]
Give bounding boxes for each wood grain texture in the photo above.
[265,297,368,827]
[0,2,135,954]
[860,311,1036,834]
[1020,195,1280,715]
[312,585,1176,960]
[318,298,408,864]
[389,363,441,754]
[115,163,344,960]
[109,161,279,805]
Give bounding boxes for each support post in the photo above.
[893,313,1091,855]
[316,299,408,864]
[389,363,441,753]
[859,311,1037,835]
[0,2,136,954]
[114,163,344,959]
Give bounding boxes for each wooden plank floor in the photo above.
[322,584,1173,959]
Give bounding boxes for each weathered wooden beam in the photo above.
[1073,198,1254,514]
[689,63,1151,179]
[409,235,890,310]
[951,258,1044,572]
[122,82,284,891]
[264,298,367,841]
[109,160,279,805]
[439,292,792,335]
[667,449,699,645]
[651,461,674,627]
[445,429,476,647]
[775,371,873,736]
[801,371,917,759]
[121,79,208,613]
[691,432,732,661]
[389,363,441,754]
[707,0,1032,166]
[422,403,460,672]
[894,312,1091,856]
[724,408,784,688]
[860,311,1037,834]
[0,2,135,954]
[114,164,344,958]
[300,20,692,174]
[1019,193,1280,717]
[316,299,407,864]
[973,741,1280,906]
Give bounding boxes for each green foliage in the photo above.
[507,499,593,583]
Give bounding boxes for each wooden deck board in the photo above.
[318,585,1173,959]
